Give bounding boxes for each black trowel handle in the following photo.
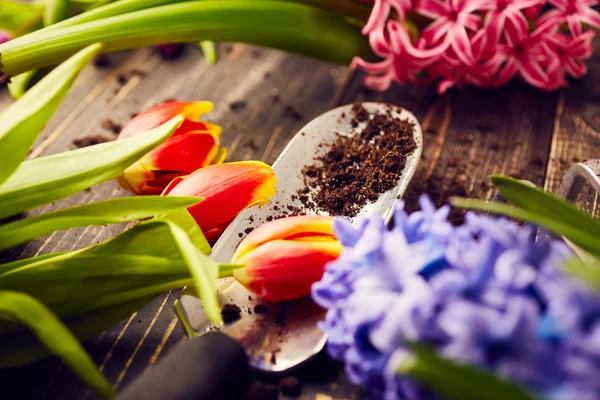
[116,332,249,400]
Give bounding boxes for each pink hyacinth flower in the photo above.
[494,22,558,89]
[543,30,594,79]
[352,20,445,89]
[538,0,600,36]
[415,0,494,66]
[0,30,12,45]
[484,0,545,50]
[426,30,499,92]
[362,0,414,34]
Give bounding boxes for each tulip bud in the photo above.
[163,161,277,245]
[231,215,342,302]
[117,101,226,195]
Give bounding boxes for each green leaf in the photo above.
[491,175,600,230]
[0,43,102,186]
[0,294,154,368]
[0,0,44,36]
[0,196,200,251]
[7,69,40,99]
[451,198,600,255]
[399,344,535,400]
[451,176,600,255]
[162,220,221,323]
[0,252,68,276]
[563,258,600,293]
[0,290,114,399]
[44,0,71,26]
[157,209,211,255]
[0,1,372,79]
[0,115,183,219]
[199,40,217,64]
[0,219,220,321]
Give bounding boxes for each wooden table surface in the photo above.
[0,42,599,399]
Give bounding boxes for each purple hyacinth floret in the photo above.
[312,195,600,400]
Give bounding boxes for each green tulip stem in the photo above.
[218,263,246,278]
[0,0,373,81]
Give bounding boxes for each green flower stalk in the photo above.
[0,0,372,82]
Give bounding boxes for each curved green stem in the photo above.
[0,0,373,81]
[292,0,372,23]
[218,263,245,277]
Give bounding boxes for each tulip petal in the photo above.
[203,223,229,246]
[118,132,223,195]
[165,161,276,233]
[145,132,220,171]
[118,101,214,140]
[234,239,342,302]
[174,120,222,137]
[232,215,336,262]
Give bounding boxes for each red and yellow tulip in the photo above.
[163,161,277,245]
[232,215,342,303]
[117,101,226,195]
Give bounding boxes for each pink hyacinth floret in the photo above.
[0,30,12,45]
[355,0,597,93]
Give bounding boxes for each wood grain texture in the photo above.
[1,40,599,400]
[544,41,600,216]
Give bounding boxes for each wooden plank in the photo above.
[335,73,558,222]
[544,44,600,216]
[0,44,350,399]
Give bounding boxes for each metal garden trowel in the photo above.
[116,103,423,400]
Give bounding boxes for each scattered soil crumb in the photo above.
[275,306,287,327]
[72,135,111,148]
[350,103,369,127]
[254,304,268,314]
[220,304,241,325]
[296,103,417,217]
[530,156,545,167]
[229,101,247,111]
[284,105,303,120]
[280,377,302,397]
[244,227,254,235]
[101,119,122,134]
[264,71,271,79]
[244,139,258,150]
[244,381,277,400]
[116,68,146,85]
[93,54,111,69]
